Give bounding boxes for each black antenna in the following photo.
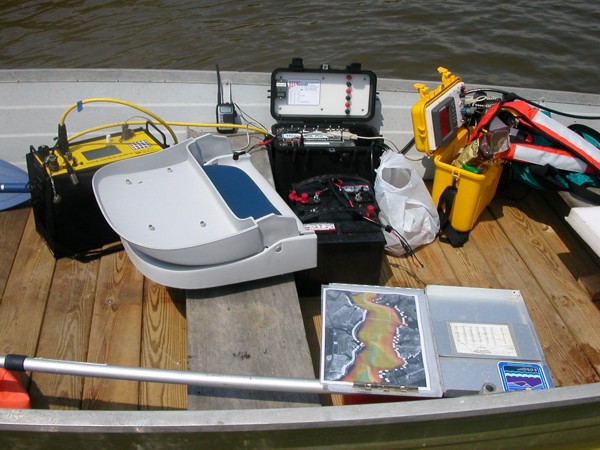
[216,64,224,104]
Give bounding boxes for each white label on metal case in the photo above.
[288,79,320,106]
[304,222,336,232]
[450,322,517,357]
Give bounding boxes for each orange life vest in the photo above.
[0,368,31,409]
[472,99,600,173]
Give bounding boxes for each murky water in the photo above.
[1,0,599,93]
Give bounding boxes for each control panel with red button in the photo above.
[270,60,377,121]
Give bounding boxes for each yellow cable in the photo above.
[166,121,269,135]
[67,120,269,142]
[59,98,179,143]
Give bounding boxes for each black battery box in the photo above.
[287,174,386,295]
[26,124,167,260]
[268,59,386,294]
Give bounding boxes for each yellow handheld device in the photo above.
[35,123,167,178]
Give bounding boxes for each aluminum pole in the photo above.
[0,354,327,395]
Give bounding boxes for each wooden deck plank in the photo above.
[30,257,99,409]
[0,211,55,359]
[520,191,600,302]
[185,144,319,410]
[81,250,144,410]
[489,194,600,380]
[472,207,600,386]
[140,281,187,410]
[521,192,600,283]
[384,238,460,289]
[186,275,320,410]
[0,206,29,296]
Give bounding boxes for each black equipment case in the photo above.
[268,59,386,293]
[26,124,167,260]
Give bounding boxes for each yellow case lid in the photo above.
[411,67,463,156]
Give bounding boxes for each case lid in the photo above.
[270,58,377,123]
[410,67,466,156]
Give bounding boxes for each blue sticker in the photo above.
[77,100,83,112]
[498,362,549,391]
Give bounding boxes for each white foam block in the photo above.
[566,206,600,257]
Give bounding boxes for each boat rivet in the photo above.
[200,221,206,227]
[148,225,155,231]
[167,167,173,173]
[275,245,282,253]
[125,179,132,185]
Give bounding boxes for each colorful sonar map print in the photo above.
[322,286,429,389]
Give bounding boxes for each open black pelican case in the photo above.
[268,59,386,294]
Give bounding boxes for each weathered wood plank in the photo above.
[185,144,319,409]
[489,195,600,381]
[522,191,600,287]
[577,273,600,304]
[140,280,187,410]
[186,275,320,410]
[31,257,99,409]
[384,238,460,289]
[81,250,144,410]
[472,207,599,386]
[0,211,55,359]
[0,206,29,296]
[519,191,600,303]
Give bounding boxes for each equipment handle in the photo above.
[145,120,168,148]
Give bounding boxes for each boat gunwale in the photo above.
[1,381,599,433]
[2,68,600,106]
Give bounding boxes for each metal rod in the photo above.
[0,355,327,395]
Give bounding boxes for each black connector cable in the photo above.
[469,88,600,120]
[360,215,424,269]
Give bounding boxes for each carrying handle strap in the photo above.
[437,184,470,247]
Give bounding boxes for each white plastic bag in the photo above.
[375,150,440,256]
